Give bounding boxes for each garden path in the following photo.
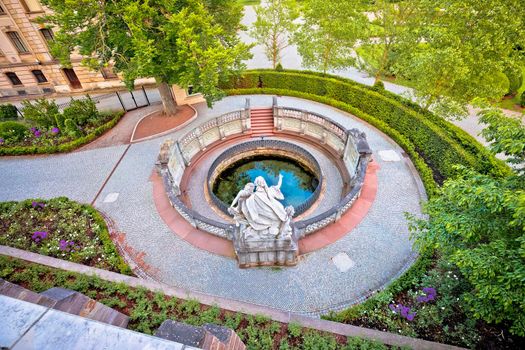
[0,95,425,315]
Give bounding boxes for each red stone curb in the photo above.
[0,245,465,350]
[152,158,379,258]
[299,159,380,254]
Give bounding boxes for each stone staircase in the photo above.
[155,320,246,350]
[0,278,246,350]
[0,278,129,327]
[250,108,274,137]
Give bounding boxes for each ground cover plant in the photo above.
[0,198,130,274]
[0,97,123,155]
[0,255,407,350]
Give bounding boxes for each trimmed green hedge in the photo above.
[0,111,124,156]
[228,87,438,196]
[222,70,510,186]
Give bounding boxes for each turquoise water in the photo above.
[213,156,318,209]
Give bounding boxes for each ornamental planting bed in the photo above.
[0,255,400,350]
[0,198,130,274]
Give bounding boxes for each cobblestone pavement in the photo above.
[88,95,423,315]
[1,95,424,314]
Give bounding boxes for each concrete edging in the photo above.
[0,246,464,350]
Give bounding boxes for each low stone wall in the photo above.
[206,139,323,217]
[157,97,372,241]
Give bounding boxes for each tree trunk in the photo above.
[157,80,178,116]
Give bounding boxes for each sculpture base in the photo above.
[233,226,298,268]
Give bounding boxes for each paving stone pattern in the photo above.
[0,95,424,314]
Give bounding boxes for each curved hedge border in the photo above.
[0,111,124,156]
[222,70,510,193]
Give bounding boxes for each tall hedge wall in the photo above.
[221,70,509,188]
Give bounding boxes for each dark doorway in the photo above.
[62,68,82,89]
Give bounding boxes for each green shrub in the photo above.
[62,96,100,127]
[0,111,123,156]
[0,121,28,142]
[521,91,525,107]
[64,118,82,137]
[372,80,385,91]
[0,104,18,120]
[223,70,510,182]
[21,99,60,128]
[504,68,523,96]
[275,62,284,71]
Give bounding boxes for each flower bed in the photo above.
[0,198,131,274]
[0,98,124,156]
[0,255,396,350]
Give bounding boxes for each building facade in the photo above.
[0,0,139,99]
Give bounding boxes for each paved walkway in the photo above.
[0,95,425,315]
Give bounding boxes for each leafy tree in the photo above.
[294,0,369,74]
[408,104,525,335]
[476,102,525,172]
[394,0,525,118]
[250,0,299,69]
[357,0,418,83]
[39,0,251,114]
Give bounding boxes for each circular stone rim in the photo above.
[206,139,324,218]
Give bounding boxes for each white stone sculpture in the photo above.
[229,174,295,241]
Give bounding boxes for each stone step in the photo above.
[0,279,55,307]
[154,320,246,350]
[0,279,129,328]
[42,287,129,328]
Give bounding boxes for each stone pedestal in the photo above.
[233,226,299,268]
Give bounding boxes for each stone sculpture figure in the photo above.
[229,174,294,241]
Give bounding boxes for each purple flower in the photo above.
[0,138,4,144]
[33,129,41,137]
[32,231,48,243]
[59,240,76,252]
[388,303,416,321]
[51,127,60,135]
[418,287,437,303]
[30,127,36,133]
[31,201,45,210]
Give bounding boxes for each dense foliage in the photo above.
[0,97,123,155]
[223,70,509,184]
[294,0,368,74]
[0,104,18,120]
[0,256,403,350]
[0,198,131,274]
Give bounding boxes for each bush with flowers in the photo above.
[0,97,123,155]
[0,197,131,274]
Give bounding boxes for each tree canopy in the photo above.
[393,0,525,117]
[251,0,299,69]
[294,0,369,74]
[40,0,251,113]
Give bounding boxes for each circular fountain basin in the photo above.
[212,154,319,209]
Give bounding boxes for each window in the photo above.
[32,70,48,83]
[20,0,42,13]
[40,28,54,43]
[100,66,118,79]
[0,4,6,14]
[6,32,29,53]
[5,72,23,86]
